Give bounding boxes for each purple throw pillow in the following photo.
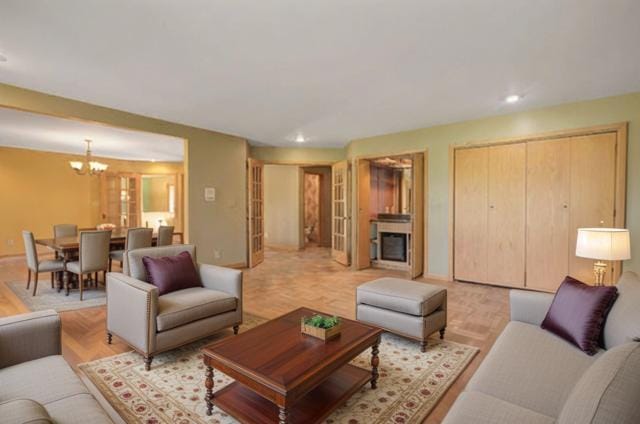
[141,251,201,296]
[541,276,618,355]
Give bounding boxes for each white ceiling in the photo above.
[0,107,184,161]
[0,1,639,148]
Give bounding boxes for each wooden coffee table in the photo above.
[201,307,382,424]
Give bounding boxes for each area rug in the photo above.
[79,314,478,424]
[6,280,106,312]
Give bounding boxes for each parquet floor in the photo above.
[0,246,510,423]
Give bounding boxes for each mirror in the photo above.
[142,175,176,212]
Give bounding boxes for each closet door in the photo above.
[526,138,571,292]
[487,144,526,286]
[569,133,617,284]
[454,147,488,283]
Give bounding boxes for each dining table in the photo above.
[35,228,184,294]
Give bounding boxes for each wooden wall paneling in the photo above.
[453,147,489,283]
[487,144,526,287]
[525,138,571,292]
[411,152,425,278]
[568,133,617,284]
[356,159,371,269]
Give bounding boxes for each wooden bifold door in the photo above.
[453,128,625,292]
[331,160,350,266]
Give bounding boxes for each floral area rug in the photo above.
[79,314,478,424]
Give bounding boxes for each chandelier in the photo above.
[69,139,108,175]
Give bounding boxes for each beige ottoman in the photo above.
[356,278,447,352]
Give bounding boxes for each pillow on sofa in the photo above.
[142,251,201,295]
[541,276,617,355]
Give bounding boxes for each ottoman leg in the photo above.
[440,327,446,339]
[420,340,428,352]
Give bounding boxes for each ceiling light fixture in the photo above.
[505,94,521,104]
[69,139,108,176]
[295,134,306,143]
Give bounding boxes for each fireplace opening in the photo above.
[380,232,407,262]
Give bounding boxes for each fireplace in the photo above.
[380,232,408,262]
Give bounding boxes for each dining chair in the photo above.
[65,230,112,300]
[156,225,175,246]
[109,228,153,271]
[53,224,78,238]
[22,231,65,296]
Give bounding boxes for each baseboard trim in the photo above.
[424,273,451,282]
[223,262,247,269]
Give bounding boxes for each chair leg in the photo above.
[439,327,446,339]
[79,274,84,301]
[95,272,99,287]
[108,257,112,272]
[420,340,428,353]
[103,271,107,286]
[32,273,39,296]
[51,273,54,289]
[144,356,153,371]
[233,325,239,335]
[26,269,31,290]
[107,332,113,344]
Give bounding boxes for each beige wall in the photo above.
[0,83,248,266]
[250,146,344,164]
[348,92,640,277]
[264,164,301,248]
[0,146,182,256]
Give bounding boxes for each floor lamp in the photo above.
[576,228,631,286]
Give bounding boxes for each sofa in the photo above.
[443,271,640,424]
[0,310,113,424]
[106,244,243,370]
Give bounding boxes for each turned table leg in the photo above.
[278,406,288,424]
[371,337,380,389]
[205,366,214,416]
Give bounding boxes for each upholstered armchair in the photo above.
[106,244,242,370]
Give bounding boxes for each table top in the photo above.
[35,228,183,251]
[201,307,382,394]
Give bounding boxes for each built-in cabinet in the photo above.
[453,129,624,291]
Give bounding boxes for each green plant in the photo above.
[303,314,340,329]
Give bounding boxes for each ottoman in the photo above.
[356,278,447,352]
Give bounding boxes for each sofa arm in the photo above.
[199,264,243,299]
[509,290,555,326]
[106,273,158,354]
[0,310,61,369]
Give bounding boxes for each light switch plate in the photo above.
[204,187,216,202]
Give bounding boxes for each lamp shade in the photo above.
[576,228,631,261]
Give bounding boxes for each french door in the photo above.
[331,160,350,266]
[100,173,141,228]
[247,158,265,268]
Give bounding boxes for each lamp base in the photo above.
[593,261,607,286]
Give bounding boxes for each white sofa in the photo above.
[443,271,640,424]
[0,310,113,424]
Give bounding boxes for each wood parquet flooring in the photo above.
[0,246,510,423]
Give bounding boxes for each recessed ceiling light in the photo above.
[505,94,521,103]
[295,134,306,143]
[0,54,7,62]
[150,159,156,162]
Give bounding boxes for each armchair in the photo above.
[106,244,243,370]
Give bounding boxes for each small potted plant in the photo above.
[301,314,342,341]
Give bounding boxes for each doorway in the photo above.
[302,167,331,248]
[355,152,426,278]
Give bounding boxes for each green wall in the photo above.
[348,92,640,277]
[0,83,248,266]
[250,146,344,164]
